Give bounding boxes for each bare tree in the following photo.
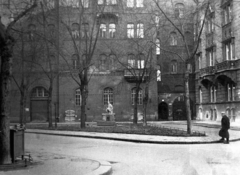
[153,0,210,134]
[0,0,37,165]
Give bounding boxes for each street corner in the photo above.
[86,160,112,175]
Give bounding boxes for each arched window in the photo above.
[170,32,177,46]
[175,3,185,18]
[131,88,143,105]
[156,38,160,55]
[171,60,177,73]
[109,23,116,38]
[227,83,235,101]
[210,85,217,102]
[100,23,107,38]
[31,87,49,97]
[72,23,80,38]
[75,89,81,106]
[103,88,113,105]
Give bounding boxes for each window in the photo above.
[170,32,177,45]
[175,3,185,18]
[207,49,215,66]
[137,54,145,69]
[206,18,214,33]
[103,88,113,105]
[100,24,107,38]
[98,0,104,5]
[109,54,116,70]
[106,0,117,5]
[156,39,160,55]
[199,87,202,103]
[128,54,135,68]
[127,0,134,8]
[99,54,107,70]
[28,24,36,40]
[109,23,116,38]
[72,54,78,69]
[82,23,89,38]
[127,23,134,38]
[75,89,81,106]
[197,54,202,70]
[131,88,143,105]
[222,4,232,25]
[81,0,89,8]
[224,41,234,60]
[72,23,80,38]
[136,23,144,38]
[136,0,143,7]
[227,83,235,101]
[210,85,217,102]
[171,60,177,73]
[31,87,49,97]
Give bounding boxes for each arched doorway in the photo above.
[30,86,49,121]
[158,102,168,120]
[172,96,193,121]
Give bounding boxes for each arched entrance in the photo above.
[30,86,49,121]
[158,102,168,120]
[172,96,193,121]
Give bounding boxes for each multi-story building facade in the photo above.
[8,0,160,122]
[195,0,240,123]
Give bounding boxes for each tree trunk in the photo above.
[185,72,192,134]
[143,86,149,126]
[80,87,87,128]
[133,87,139,125]
[0,48,12,164]
[48,85,53,128]
[19,90,26,125]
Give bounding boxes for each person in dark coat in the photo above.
[219,113,230,144]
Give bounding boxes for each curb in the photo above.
[86,161,112,175]
[25,129,240,144]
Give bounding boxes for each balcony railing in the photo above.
[198,59,240,78]
[124,69,150,82]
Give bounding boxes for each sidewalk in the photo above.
[2,120,240,175]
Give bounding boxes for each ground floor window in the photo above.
[131,88,143,105]
[103,87,113,105]
[75,89,81,106]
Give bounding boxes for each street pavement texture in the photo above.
[0,120,240,175]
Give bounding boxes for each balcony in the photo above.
[124,69,150,82]
[199,66,215,77]
[215,59,240,72]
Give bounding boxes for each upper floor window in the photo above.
[109,23,116,38]
[72,23,80,38]
[222,3,232,26]
[175,3,185,18]
[109,54,116,70]
[136,0,143,7]
[136,23,144,38]
[206,49,215,66]
[222,39,235,61]
[127,23,134,38]
[171,60,177,73]
[197,53,202,70]
[106,0,117,5]
[81,0,89,8]
[127,0,143,8]
[75,89,81,106]
[127,0,134,8]
[170,32,177,46]
[31,87,49,97]
[100,24,107,38]
[128,54,135,68]
[98,0,104,5]
[131,88,143,105]
[206,18,214,33]
[103,88,113,105]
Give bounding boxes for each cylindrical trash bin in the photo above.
[10,125,25,163]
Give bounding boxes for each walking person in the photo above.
[219,112,230,144]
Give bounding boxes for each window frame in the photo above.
[131,87,143,105]
[103,87,114,105]
[127,23,134,38]
[75,89,81,106]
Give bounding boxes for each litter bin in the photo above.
[10,125,25,163]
